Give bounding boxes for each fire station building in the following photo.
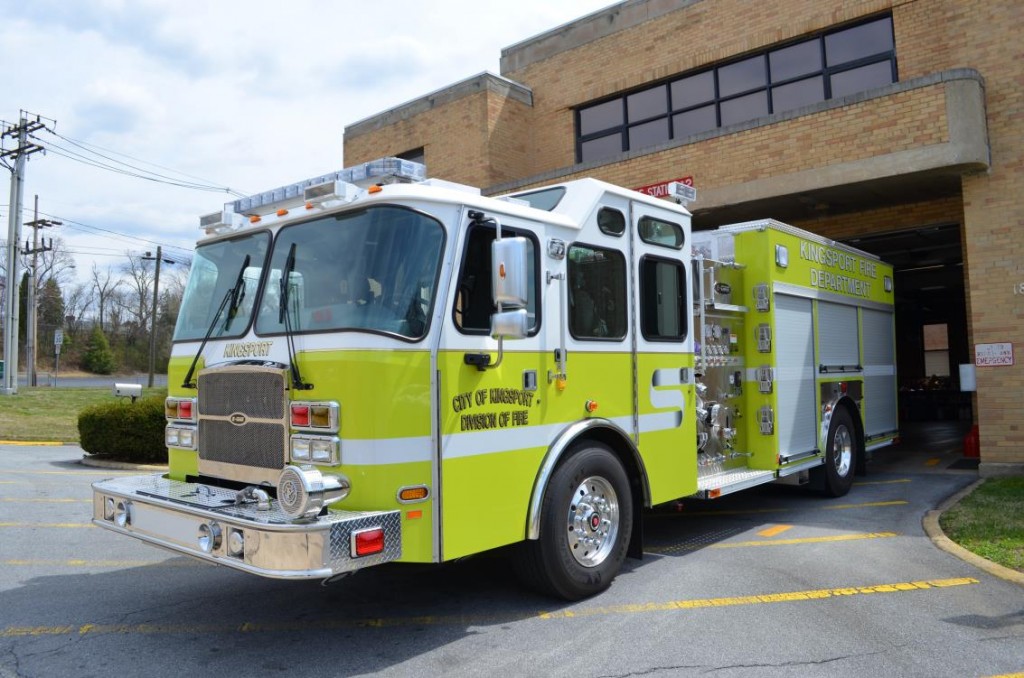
[344,0,1023,475]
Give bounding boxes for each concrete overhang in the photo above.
[692,69,989,225]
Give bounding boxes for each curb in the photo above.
[923,479,1024,587]
[79,455,168,472]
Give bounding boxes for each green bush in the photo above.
[81,326,117,374]
[78,395,167,463]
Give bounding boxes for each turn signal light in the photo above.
[585,400,599,414]
[290,401,339,431]
[398,486,429,502]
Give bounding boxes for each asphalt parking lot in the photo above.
[2,441,1023,678]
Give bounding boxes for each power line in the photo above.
[33,130,247,196]
[45,130,248,197]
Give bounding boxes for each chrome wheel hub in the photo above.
[833,425,853,477]
[567,475,620,567]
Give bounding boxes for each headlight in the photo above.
[290,435,339,465]
[165,424,197,450]
[276,465,350,521]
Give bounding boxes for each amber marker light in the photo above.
[398,486,429,502]
[585,400,599,414]
[368,185,383,194]
[276,208,289,217]
[249,215,261,224]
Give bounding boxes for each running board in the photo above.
[695,468,776,499]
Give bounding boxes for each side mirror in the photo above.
[491,308,529,340]
[492,237,529,308]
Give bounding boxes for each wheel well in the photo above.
[554,426,648,560]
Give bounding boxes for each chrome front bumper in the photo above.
[92,474,402,580]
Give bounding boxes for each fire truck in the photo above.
[92,158,897,600]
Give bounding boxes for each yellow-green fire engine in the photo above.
[93,158,896,600]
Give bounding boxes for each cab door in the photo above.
[630,201,698,502]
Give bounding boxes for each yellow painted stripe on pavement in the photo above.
[0,522,94,528]
[821,500,907,510]
[712,532,899,549]
[925,458,942,467]
[648,531,899,554]
[0,469,135,476]
[2,559,198,568]
[0,498,90,503]
[0,577,979,637]
[757,524,793,538]
[0,441,64,446]
[681,499,908,517]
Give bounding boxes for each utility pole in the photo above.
[1,112,47,395]
[23,195,59,387]
[142,247,175,388]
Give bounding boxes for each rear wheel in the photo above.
[515,442,632,600]
[822,407,858,497]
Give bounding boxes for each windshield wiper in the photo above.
[223,257,249,332]
[181,254,250,389]
[279,243,312,390]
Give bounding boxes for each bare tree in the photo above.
[120,251,155,331]
[63,282,94,338]
[91,263,122,331]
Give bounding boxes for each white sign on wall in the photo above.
[975,342,1014,367]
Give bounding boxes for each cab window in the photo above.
[453,224,539,335]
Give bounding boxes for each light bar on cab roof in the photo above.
[198,157,427,234]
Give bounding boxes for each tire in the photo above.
[514,442,632,600]
[822,407,858,497]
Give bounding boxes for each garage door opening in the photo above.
[842,223,972,430]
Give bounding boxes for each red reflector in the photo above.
[291,405,310,427]
[353,528,385,557]
[406,510,422,520]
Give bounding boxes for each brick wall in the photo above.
[345,0,1024,471]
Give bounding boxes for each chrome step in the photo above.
[695,468,776,499]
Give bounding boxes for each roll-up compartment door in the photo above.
[862,308,897,435]
[818,301,859,369]
[774,294,817,456]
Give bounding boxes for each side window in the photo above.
[568,243,627,340]
[597,207,626,236]
[453,224,538,334]
[640,256,687,341]
[638,215,685,249]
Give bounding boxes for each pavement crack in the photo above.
[0,644,27,678]
[595,666,705,678]
[705,649,889,673]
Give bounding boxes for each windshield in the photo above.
[254,205,445,341]
[173,231,270,342]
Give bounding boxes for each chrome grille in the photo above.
[196,366,288,482]
[198,421,284,469]
[198,369,286,419]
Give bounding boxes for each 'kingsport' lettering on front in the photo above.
[799,241,877,299]
[223,341,273,358]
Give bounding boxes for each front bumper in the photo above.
[92,474,402,580]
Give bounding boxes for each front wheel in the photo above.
[822,407,858,497]
[514,443,632,600]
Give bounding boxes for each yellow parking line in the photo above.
[2,559,197,568]
[925,458,942,467]
[757,524,793,538]
[648,531,899,554]
[682,499,908,517]
[0,522,94,528]
[0,577,979,637]
[0,469,135,476]
[0,498,91,503]
[821,500,907,510]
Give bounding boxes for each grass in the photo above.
[941,477,1024,573]
[0,386,166,443]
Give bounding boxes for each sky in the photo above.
[0,0,616,288]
